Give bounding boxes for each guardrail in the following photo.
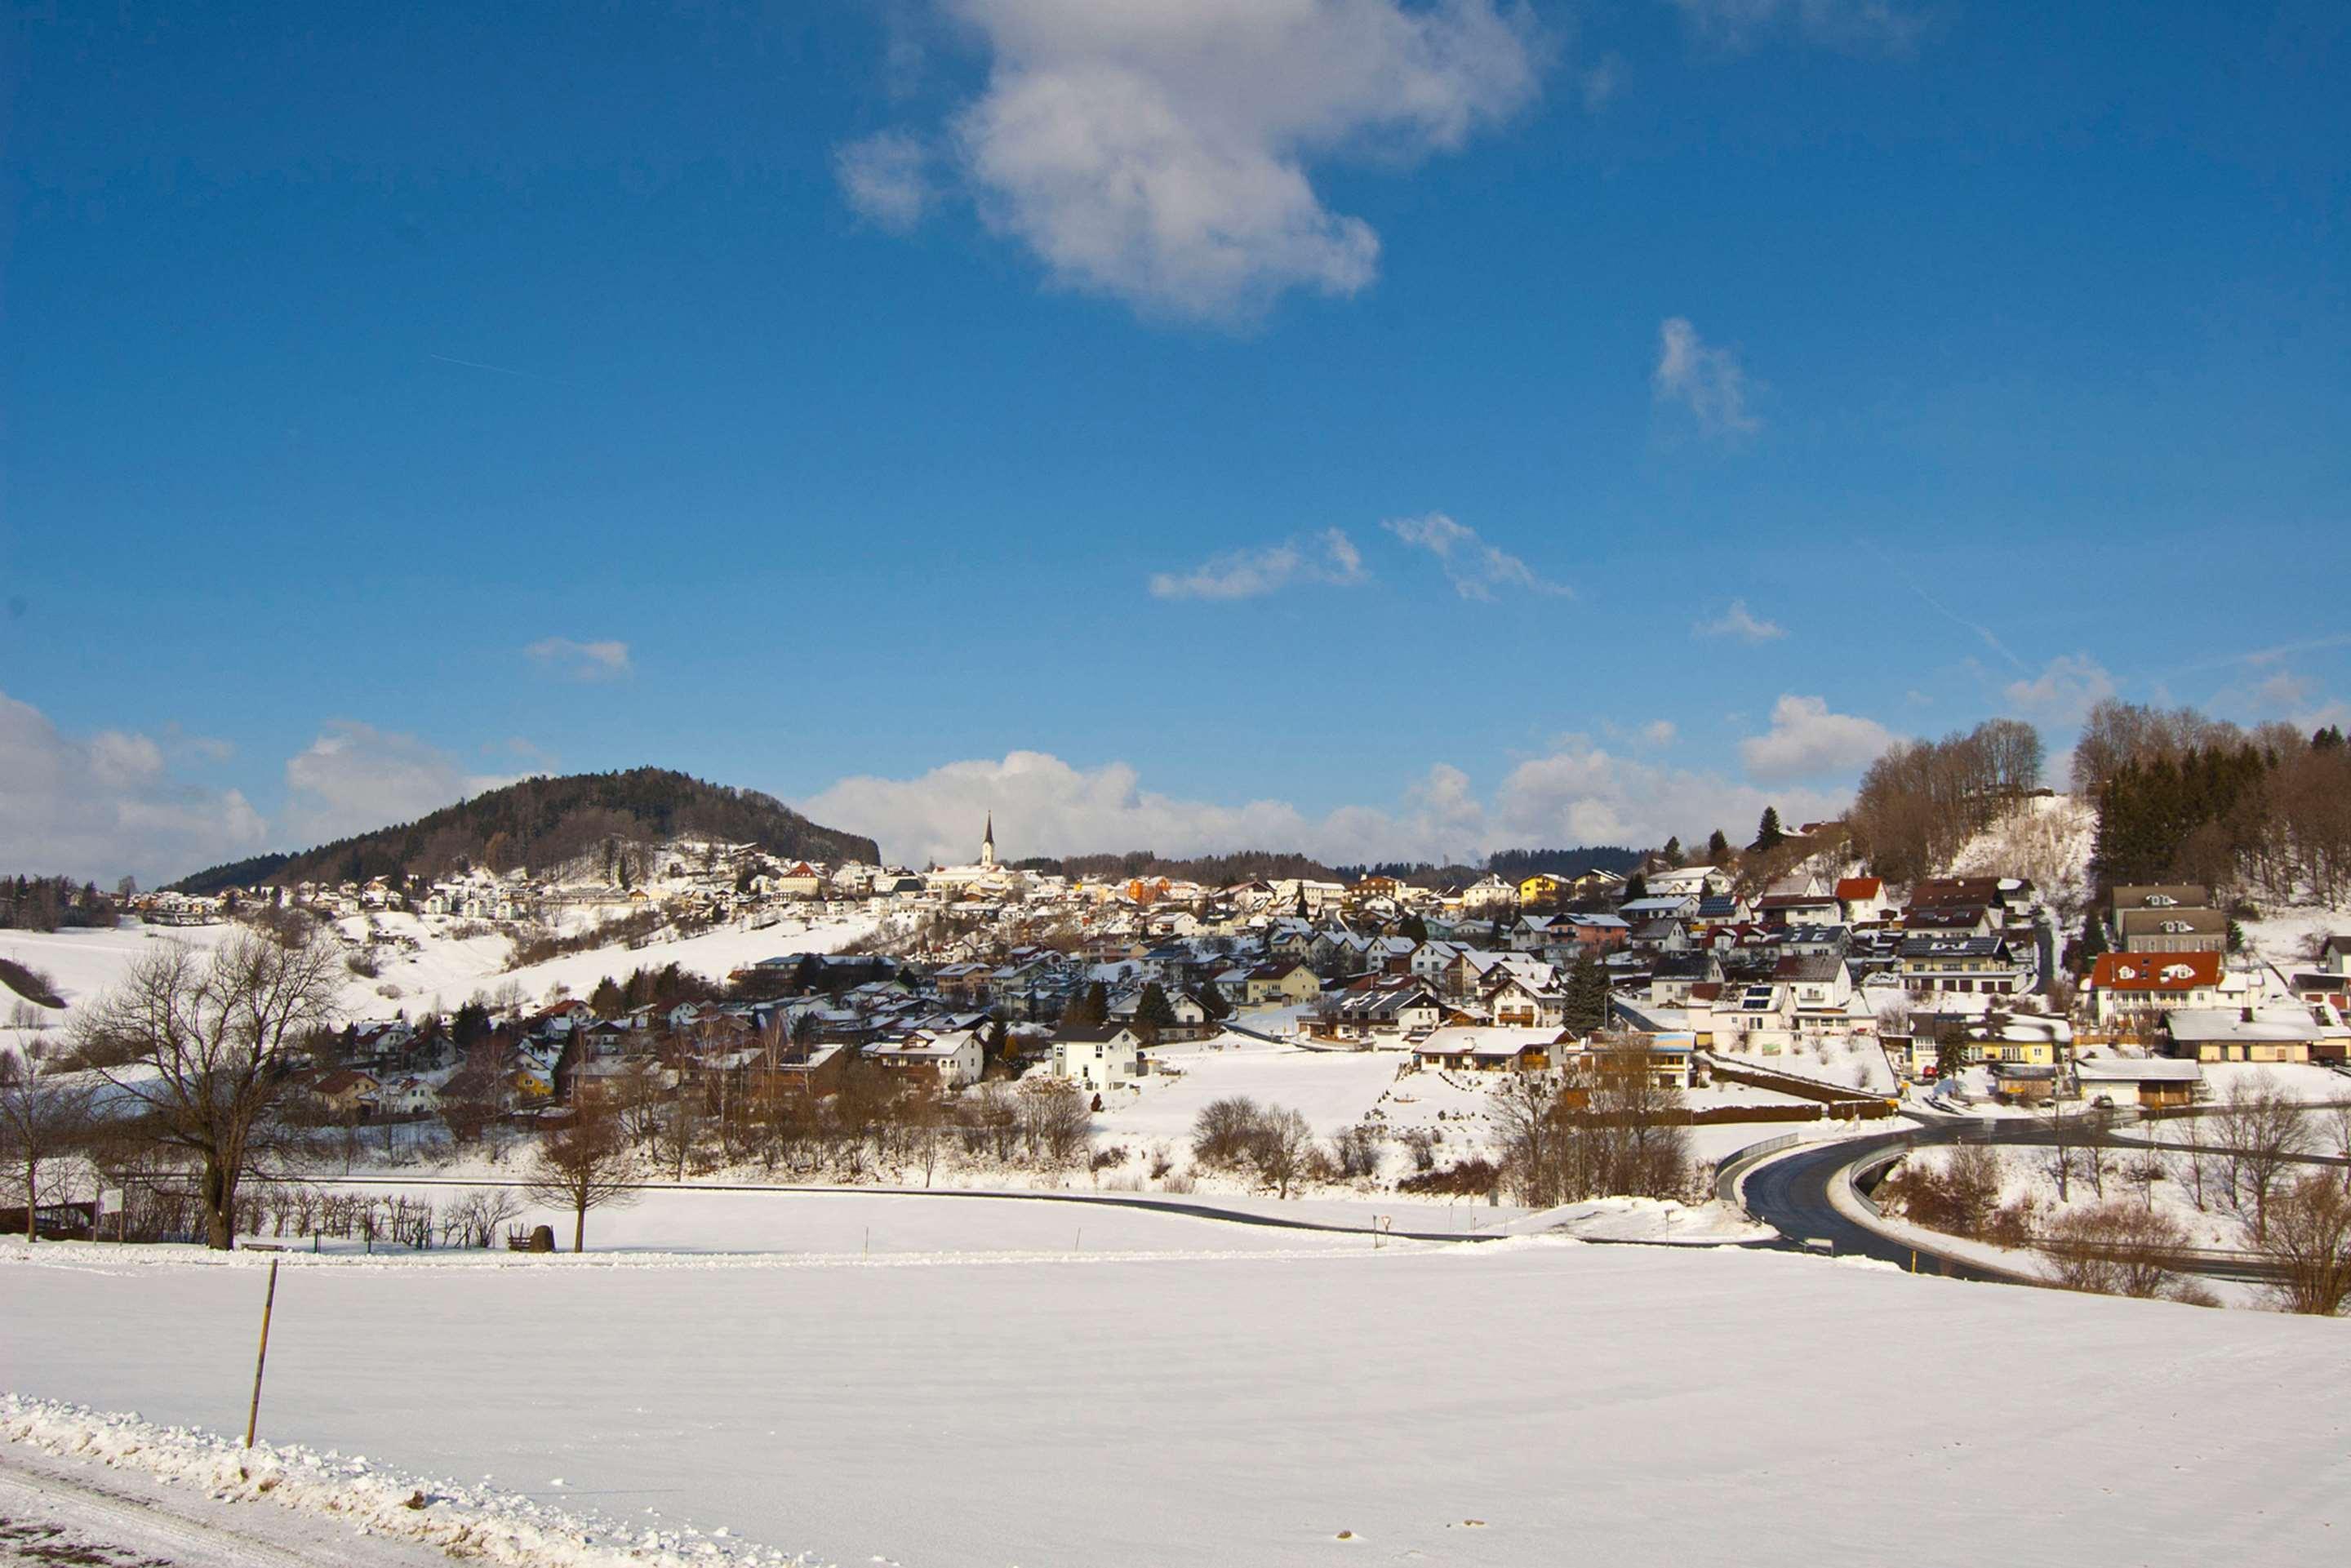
[1712,1130,1803,1204]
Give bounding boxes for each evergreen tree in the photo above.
[984,1017,1011,1069]
[1134,982,1179,1041]
[1661,836,1682,867]
[1623,873,1648,903]
[1399,912,1429,942]
[589,975,625,1018]
[1750,808,1786,853]
[1562,952,1608,1035]
[1706,828,1731,862]
[1198,984,1233,1024]
[2073,913,2110,975]
[451,1000,493,1048]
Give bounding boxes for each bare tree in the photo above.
[0,1034,97,1240]
[75,931,341,1250]
[2041,1202,2201,1300]
[2213,1079,2311,1242]
[447,1187,527,1248]
[1247,1107,1318,1199]
[2256,1174,2351,1316]
[1018,1078,1091,1166]
[522,1108,640,1251]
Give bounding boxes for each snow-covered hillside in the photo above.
[1944,793,2098,909]
[0,908,877,1039]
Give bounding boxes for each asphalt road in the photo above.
[1737,1121,2042,1283]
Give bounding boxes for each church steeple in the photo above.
[980,812,996,868]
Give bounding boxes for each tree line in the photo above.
[2082,702,2350,903]
[1847,717,2047,885]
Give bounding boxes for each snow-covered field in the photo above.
[7,1219,2344,1566]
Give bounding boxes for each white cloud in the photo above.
[2002,654,2116,728]
[1653,317,1761,438]
[1148,528,1367,601]
[525,637,633,682]
[835,130,935,233]
[1381,513,1568,600]
[1665,0,1924,54]
[1641,719,1678,746]
[1737,695,1899,781]
[282,722,513,848]
[1495,737,1846,850]
[864,0,1545,322]
[1693,598,1785,642]
[802,736,1856,870]
[0,688,269,886]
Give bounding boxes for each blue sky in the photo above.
[3,1,2345,882]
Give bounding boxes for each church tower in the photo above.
[980,812,996,869]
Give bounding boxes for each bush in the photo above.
[1398,1158,1500,1197]
[2042,1202,2199,1300]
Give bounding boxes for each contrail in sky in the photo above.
[427,353,563,384]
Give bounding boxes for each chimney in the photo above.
[2241,1004,2255,1024]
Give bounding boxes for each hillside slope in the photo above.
[167,769,880,894]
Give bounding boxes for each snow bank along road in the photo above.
[7,1210,2347,1567]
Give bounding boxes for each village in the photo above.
[98,811,2342,1181]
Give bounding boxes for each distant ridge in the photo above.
[166,768,880,894]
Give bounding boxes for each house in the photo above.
[2117,907,2228,955]
[2072,1056,2204,1109]
[1051,1024,1145,1090]
[1484,975,1565,1030]
[864,1028,984,1088]
[1460,874,1516,914]
[1646,866,1730,899]
[1411,1026,1561,1073]
[376,1076,441,1117]
[1756,891,1841,929]
[1770,954,1854,1012]
[1896,935,2030,996]
[1619,894,1700,925]
[2109,884,2211,931]
[771,862,825,899]
[1835,877,1889,925]
[1243,961,1323,1006]
[311,1068,380,1118]
[2163,1006,2319,1064]
[1518,873,1569,907]
[1648,951,1723,1007]
[2083,951,2225,1027]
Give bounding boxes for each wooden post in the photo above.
[244,1257,281,1450]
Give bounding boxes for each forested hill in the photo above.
[166,769,881,894]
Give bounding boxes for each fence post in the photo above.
[244,1257,281,1450]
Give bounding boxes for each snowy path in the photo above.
[0,1447,448,1568]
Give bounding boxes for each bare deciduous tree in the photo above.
[523,1108,639,1252]
[76,931,340,1250]
[2256,1174,2351,1316]
[0,1034,96,1239]
[2213,1080,2311,1242]
[2041,1202,2199,1300]
[1248,1107,1318,1199]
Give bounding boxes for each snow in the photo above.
[331,910,876,1017]
[1944,793,2097,910]
[0,913,875,1036]
[8,1224,2347,1566]
[0,1395,815,1566]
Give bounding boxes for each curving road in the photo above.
[1736,1120,2048,1283]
